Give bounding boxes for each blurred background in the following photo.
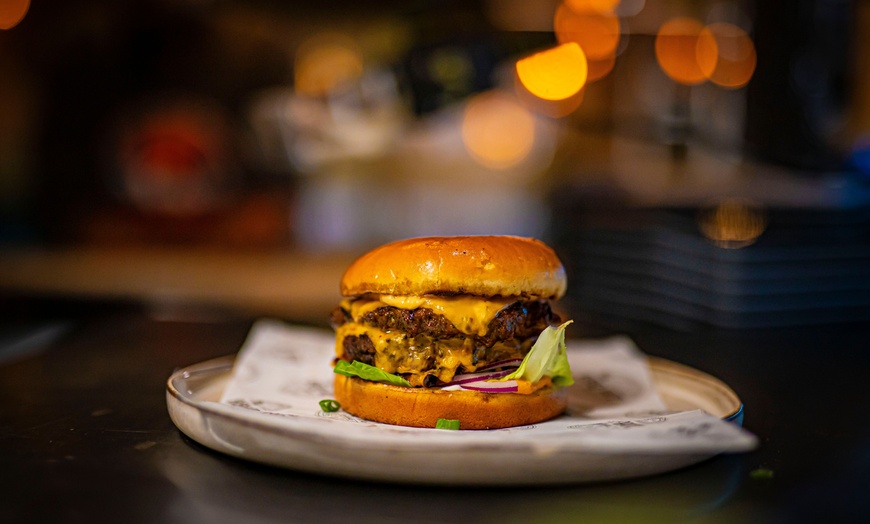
[1,0,869,332]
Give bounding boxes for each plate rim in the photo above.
[166,353,748,485]
[166,354,745,446]
[646,357,744,423]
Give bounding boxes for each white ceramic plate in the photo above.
[166,354,745,486]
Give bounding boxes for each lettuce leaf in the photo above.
[334,360,412,387]
[501,321,574,387]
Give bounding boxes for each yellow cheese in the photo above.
[336,294,528,386]
[341,294,515,336]
[334,322,401,359]
[338,326,536,387]
[335,322,481,386]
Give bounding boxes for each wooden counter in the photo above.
[0,246,355,323]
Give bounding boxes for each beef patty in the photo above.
[332,300,560,383]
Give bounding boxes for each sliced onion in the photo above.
[449,368,514,385]
[460,379,519,393]
[477,358,523,371]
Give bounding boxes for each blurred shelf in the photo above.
[0,246,356,324]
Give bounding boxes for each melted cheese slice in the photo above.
[334,322,478,384]
[341,294,516,336]
[334,322,401,361]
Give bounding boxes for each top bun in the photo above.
[340,236,567,299]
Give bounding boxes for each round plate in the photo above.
[166,354,746,486]
[648,358,744,426]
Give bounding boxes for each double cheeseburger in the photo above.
[329,235,572,429]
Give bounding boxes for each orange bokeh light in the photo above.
[699,23,757,88]
[698,200,766,248]
[564,0,621,14]
[514,72,585,118]
[586,53,616,83]
[294,34,364,97]
[0,0,29,30]
[655,17,717,85]
[462,91,536,169]
[554,2,620,61]
[516,42,588,101]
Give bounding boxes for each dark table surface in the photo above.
[1,300,867,523]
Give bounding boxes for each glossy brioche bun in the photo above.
[340,236,567,299]
[333,374,568,429]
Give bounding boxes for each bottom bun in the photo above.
[333,374,567,430]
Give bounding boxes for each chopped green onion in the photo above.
[750,467,774,480]
[319,399,341,413]
[436,418,460,430]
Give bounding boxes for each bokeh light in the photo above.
[615,0,645,17]
[516,42,588,101]
[462,91,536,169]
[699,23,756,88]
[294,33,364,97]
[655,17,716,85]
[698,200,767,249]
[850,133,870,175]
[0,0,29,30]
[555,2,621,61]
[428,48,474,94]
[565,0,620,14]
[514,72,585,118]
[586,53,616,83]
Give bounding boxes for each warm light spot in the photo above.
[698,200,766,248]
[565,0,621,14]
[294,34,364,97]
[516,43,588,101]
[514,72,585,118]
[554,3,620,60]
[116,102,231,217]
[655,17,715,85]
[0,0,29,30]
[462,91,536,169]
[699,23,756,88]
[586,53,616,83]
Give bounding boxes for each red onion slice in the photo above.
[460,379,519,393]
[477,358,523,372]
[449,368,514,385]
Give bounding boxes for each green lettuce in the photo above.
[334,360,412,387]
[501,321,574,387]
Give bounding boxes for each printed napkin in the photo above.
[218,320,758,453]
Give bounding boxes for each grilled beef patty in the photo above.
[332,300,558,344]
[333,300,560,384]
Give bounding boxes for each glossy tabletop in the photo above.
[1,303,867,523]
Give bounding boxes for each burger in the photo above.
[329,235,573,429]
